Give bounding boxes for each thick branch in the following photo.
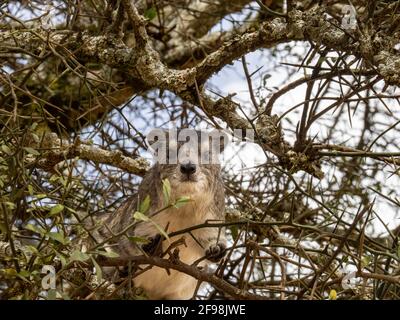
[98,254,268,300]
[25,133,149,176]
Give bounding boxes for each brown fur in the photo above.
[91,132,226,299]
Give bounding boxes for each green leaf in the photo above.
[57,253,67,267]
[60,292,70,300]
[144,6,157,20]
[23,147,40,156]
[25,245,40,256]
[49,175,59,182]
[18,269,30,277]
[3,268,17,277]
[0,223,6,234]
[162,178,171,205]
[69,250,90,262]
[4,202,15,209]
[139,195,151,214]
[91,256,102,283]
[361,255,371,268]
[133,211,169,242]
[31,133,40,143]
[174,196,191,209]
[153,223,169,242]
[30,122,38,131]
[49,204,64,216]
[47,289,57,300]
[27,185,34,196]
[17,270,31,283]
[65,207,77,214]
[25,223,45,235]
[47,231,68,245]
[133,211,150,222]
[1,144,12,155]
[230,225,239,241]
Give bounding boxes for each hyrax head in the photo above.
[147,128,228,196]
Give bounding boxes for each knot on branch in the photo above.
[256,114,284,147]
[212,95,238,117]
[281,149,324,179]
[259,18,288,40]
[80,33,134,65]
[375,51,400,86]
[254,115,324,178]
[288,7,348,48]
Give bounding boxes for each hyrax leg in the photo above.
[195,227,227,263]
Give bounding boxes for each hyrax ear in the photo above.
[208,129,229,153]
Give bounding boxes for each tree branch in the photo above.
[25,133,149,176]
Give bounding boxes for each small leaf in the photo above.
[4,202,15,209]
[174,196,191,209]
[60,292,70,300]
[23,147,40,156]
[91,256,102,283]
[57,253,67,267]
[25,245,39,256]
[65,207,77,214]
[49,175,59,182]
[47,289,57,300]
[17,270,31,283]
[0,223,6,233]
[144,7,157,20]
[25,223,45,235]
[31,133,40,143]
[69,250,90,262]
[153,223,169,242]
[4,268,18,277]
[49,204,64,216]
[1,145,12,155]
[47,231,68,245]
[230,225,239,241]
[18,269,30,277]
[133,211,169,242]
[329,289,337,300]
[361,256,371,268]
[133,211,150,222]
[139,195,151,214]
[30,122,38,131]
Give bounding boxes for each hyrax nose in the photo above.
[180,162,196,175]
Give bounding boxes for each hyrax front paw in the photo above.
[141,234,162,255]
[205,243,226,262]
